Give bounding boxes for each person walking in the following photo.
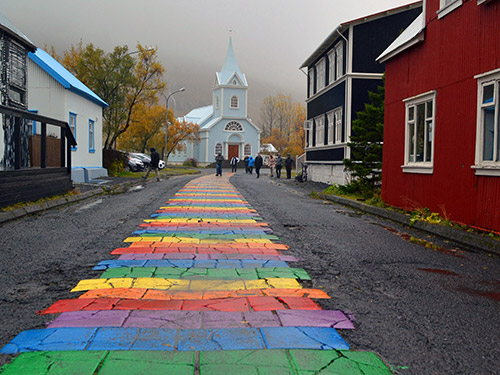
[267,155,275,177]
[275,154,283,179]
[244,156,250,173]
[285,153,295,179]
[247,155,255,174]
[254,153,263,178]
[230,155,239,172]
[215,152,224,176]
[142,147,161,181]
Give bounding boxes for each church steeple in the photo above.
[217,37,247,87]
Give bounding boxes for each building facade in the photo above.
[169,38,260,166]
[27,49,108,182]
[379,0,500,232]
[301,3,422,185]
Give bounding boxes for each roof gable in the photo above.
[0,12,35,51]
[28,49,108,108]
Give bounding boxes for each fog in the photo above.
[3,0,414,124]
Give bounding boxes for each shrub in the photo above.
[183,158,198,167]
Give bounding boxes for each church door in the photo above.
[228,144,239,160]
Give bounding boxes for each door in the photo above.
[228,144,239,160]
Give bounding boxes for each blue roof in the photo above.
[181,105,213,125]
[218,37,247,86]
[28,48,108,108]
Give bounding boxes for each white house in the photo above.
[27,48,108,182]
[169,37,261,166]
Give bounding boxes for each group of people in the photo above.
[216,152,295,179]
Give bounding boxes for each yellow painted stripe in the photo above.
[71,277,302,292]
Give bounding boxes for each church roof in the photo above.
[217,37,248,86]
[181,105,213,125]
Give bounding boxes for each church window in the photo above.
[224,121,243,132]
[216,96,219,109]
[230,95,239,109]
[215,142,223,155]
[244,143,252,156]
[232,79,238,85]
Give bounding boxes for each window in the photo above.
[308,69,314,97]
[437,0,462,18]
[244,143,252,156]
[215,142,223,155]
[335,41,344,80]
[316,58,326,92]
[28,110,38,135]
[328,50,335,85]
[89,119,95,153]
[230,95,239,109]
[224,121,243,132]
[314,115,325,147]
[474,70,500,176]
[216,96,219,109]
[69,112,77,150]
[327,107,343,144]
[403,91,436,173]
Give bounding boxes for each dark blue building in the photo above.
[300,2,422,184]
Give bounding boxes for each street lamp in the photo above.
[162,87,186,163]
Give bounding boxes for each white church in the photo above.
[169,38,261,166]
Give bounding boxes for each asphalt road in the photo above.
[0,169,499,374]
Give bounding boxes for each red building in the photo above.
[378,0,500,232]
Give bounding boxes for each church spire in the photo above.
[218,36,246,86]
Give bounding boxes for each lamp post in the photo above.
[161,87,185,163]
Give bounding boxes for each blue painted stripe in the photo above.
[93,259,290,270]
[0,327,349,354]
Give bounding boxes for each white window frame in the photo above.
[314,115,325,147]
[89,119,95,153]
[335,41,344,80]
[214,142,223,155]
[334,107,343,144]
[69,112,77,151]
[308,68,314,97]
[437,0,462,19]
[244,143,252,156]
[472,69,500,176]
[316,58,326,92]
[403,91,436,174]
[328,50,335,85]
[230,95,239,109]
[224,121,243,132]
[327,110,335,144]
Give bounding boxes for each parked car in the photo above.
[126,155,144,172]
[129,152,165,169]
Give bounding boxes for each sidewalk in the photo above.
[269,176,500,255]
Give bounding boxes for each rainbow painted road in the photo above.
[0,175,393,374]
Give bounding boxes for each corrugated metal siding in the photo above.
[382,0,500,232]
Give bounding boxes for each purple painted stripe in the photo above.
[118,253,301,262]
[48,310,353,330]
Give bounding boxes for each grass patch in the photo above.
[117,167,200,179]
[1,189,80,212]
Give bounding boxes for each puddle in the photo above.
[417,268,459,277]
[284,224,302,231]
[75,199,103,212]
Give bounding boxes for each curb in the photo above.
[0,180,144,226]
[318,193,500,255]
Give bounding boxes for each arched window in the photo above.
[244,143,252,156]
[215,142,223,155]
[230,95,239,108]
[224,121,243,132]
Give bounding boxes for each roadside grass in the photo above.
[1,189,80,212]
[118,167,200,178]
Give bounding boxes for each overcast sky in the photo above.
[3,0,415,124]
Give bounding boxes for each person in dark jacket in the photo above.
[254,153,263,178]
[275,154,283,179]
[244,156,250,173]
[143,147,161,181]
[285,153,295,179]
[215,153,224,176]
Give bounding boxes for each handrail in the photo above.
[0,104,76,146]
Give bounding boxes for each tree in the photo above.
[61,42,166,149]
[343,78,385,193]
[260,93,305,156]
